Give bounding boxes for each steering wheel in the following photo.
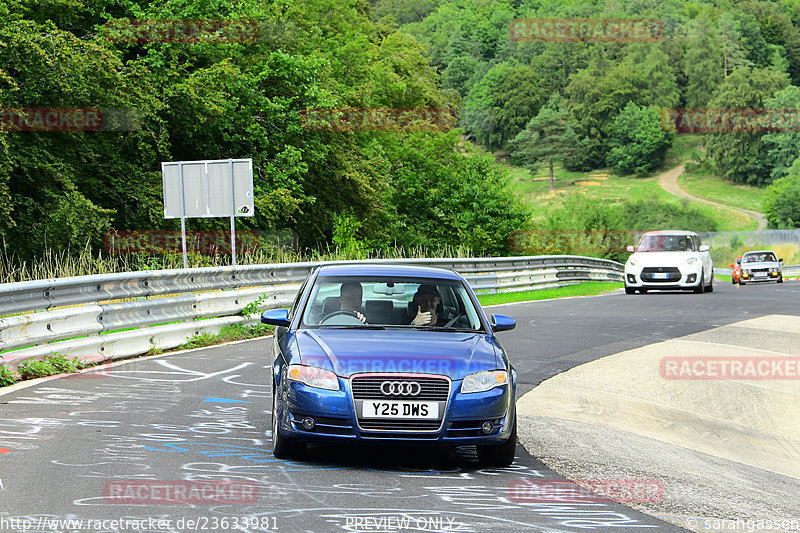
[320,310,365,325]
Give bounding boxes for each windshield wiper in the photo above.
[318,324,386,330]
[405,326,481,333]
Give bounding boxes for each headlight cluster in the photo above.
[462,370,508,394]
[627,258,638,268]
[287,364,339,391]
[684,257,698,265]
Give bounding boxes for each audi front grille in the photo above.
[350,374,451,433]
[351,376,450,401]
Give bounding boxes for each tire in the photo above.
[694,269,706,293]
[731,278,736,285]
[739,280,746,286]
[477,416,516,468]
[272,383,306,460]
[707,274,714,293]
[778,276,783,284]
[625,286,635,295]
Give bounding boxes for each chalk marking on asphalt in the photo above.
[0,335,274,397]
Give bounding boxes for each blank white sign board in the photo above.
[162,159,253,219]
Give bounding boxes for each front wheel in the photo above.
[625,286,635,295]
[707,274,714,293]
[272,384,306,460]
[778,276,783,284]
[694,269,706,293]
[477,417,516,468]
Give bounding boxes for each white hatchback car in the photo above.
[624,231,714,294]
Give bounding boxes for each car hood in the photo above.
[629,251,700,267]
[294,329,498,379]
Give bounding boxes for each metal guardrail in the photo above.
[0,255,623,370]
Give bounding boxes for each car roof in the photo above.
[316,263,462,280]
[640,230,699,237]
[742,250,775,255]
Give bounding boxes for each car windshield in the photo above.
[300,276,484,332]
[637,234,698,252]
[743,253,776,263]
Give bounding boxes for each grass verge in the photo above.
[478,281,622,306]
[678,172,767,214]
[180,323,274,350]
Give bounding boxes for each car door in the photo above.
[696,236,713,281]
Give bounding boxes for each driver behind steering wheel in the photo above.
[339,282,367,324]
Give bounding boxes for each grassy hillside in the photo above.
[506,134,761,231]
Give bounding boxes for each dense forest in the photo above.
[3,0,800,268]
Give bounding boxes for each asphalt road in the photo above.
[2,280,799,533]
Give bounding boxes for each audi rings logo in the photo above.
[380,381,421,396]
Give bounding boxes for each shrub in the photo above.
[17,359,57,380]
[0,365,18,387]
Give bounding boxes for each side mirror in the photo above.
[780,258,784,262]
[261,309,290,327]
[626,245,635,253]
[490,314,516,332]
[699,244,710,252]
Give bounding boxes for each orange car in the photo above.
[730,256,742,284]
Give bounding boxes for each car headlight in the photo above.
[287,365,339,391]
[626,259,637,268]
[461,370,508,394]
[684,257,698,265]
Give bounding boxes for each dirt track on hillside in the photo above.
[658,164,767,231]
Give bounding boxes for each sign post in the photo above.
[161,158,254,268]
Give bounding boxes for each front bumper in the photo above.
[278,374,515,446]
[740,271,781,282]
[624,263,702,289]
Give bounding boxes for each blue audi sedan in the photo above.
[261,264,518,466]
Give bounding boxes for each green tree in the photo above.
[564,55,655,168]
[762,85,800,181]
[684,15,723,108]
[704,67,788,184]
[510,96,578,191]
[763,173,800,228]
[607,103,675,175]
[464,60,545,151]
